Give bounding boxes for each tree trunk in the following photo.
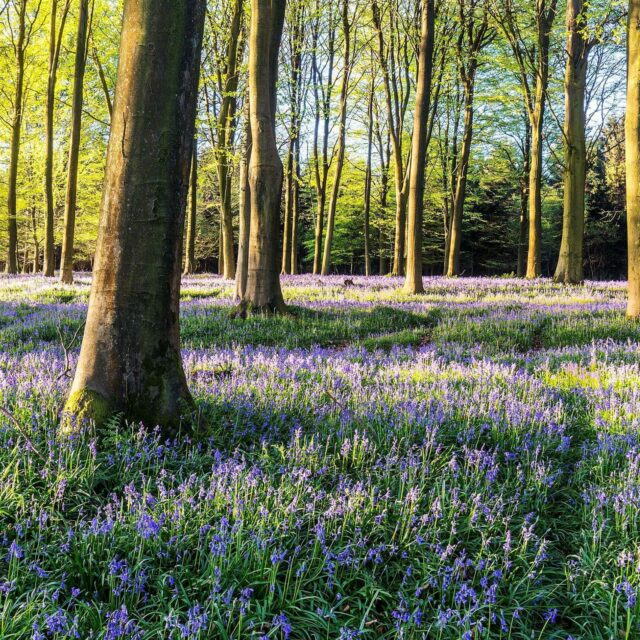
[526,2,557,279]
[60,0,89,284]
[44,0,70,277]
[282,138,295,274]
[235,97,251,300]
[6,0,28,275]
[446,77,475,277]
[184,140,198,274]
[404,0,434,294]
[63,0,206,433]
[364,81,374,278]
[312,2,335,275]
[290,134,301,274]
[321,0,350,276]
[627,0,640,317]
[517,115,531,277]
[217,0,244,280]
[241,0,287,313]
[554,0,589,284]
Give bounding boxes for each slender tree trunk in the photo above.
[290,134,301,274]
[364,82,374,277]
[312,3,335,274]
[446,78,475,277]
[241,0,287,313]
[321,0,350,276]
[517,116,531,277]
[63,0,206,432]
[44,0,70,277]
[92,44,113,119]
[404,0,434,294]
[217,0,244,280]
[60,0,89,284]
[526,3,557,279]
[627,0,640,317]
[235,97,251,300]
[6,0,28,275]
[184,140,198,275]
[282,138,295,274]
[554,0,589,284]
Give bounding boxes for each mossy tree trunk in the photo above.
[60,0,90,285]
[628,0,640,317]
[44,0,70,277]
[240,0,287,313]
[404,0,435,294]
[554,0,591,284]
[63,0,206,433]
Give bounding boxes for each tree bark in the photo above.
[554,0,589,284]
[404,0,434,294]
[311,1,335,274]
[517,115,531,277]
[627,0,640,317]
[60,0,90,284]
[364,76,374,277]
[63,0,206,433]
[216,0,244,280]
[240,0,287,313]
[235,97,251,300]
[184,140,198,274]
[6,0,28,275]
[44,0,70,277]
[321,0,350,276]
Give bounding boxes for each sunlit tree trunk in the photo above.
[217,0,244,280]
[364,77,374,277]
[235,98,251,300]
[517,115,531,277]
[6,0,28,275]
[404,0,434,294]
[241,0,287,313]
[63,0,206,432]
[321,0,350,276]
[184,140,198,275]
[627,0,640,317]
[60,0,89,284]
[554,0,590,284]
[44,0,70,277]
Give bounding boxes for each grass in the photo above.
[0,275,638,639]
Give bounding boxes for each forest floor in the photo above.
[0,274,639,639]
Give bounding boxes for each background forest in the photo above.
[0,0,629,281]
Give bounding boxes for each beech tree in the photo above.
[63,0,206,431]
[60,0,90,284]
[239,0,287,313]
[43,0,70,277]
[628,0,640,317]
[404,0,435,293]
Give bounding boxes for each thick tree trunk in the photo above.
[63,0,206,433]
[627,0,640,317]
[60,0,89,285]
[184,140,198,275]
[321,0,350,276]
[235,98,251,300]
[44,0,70,277]
[6,0,27,275]
[446,77,475,277]
[217,0,243,280]
[404,0,434,294]
[241,0,287,313]
[554,0,589,284]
